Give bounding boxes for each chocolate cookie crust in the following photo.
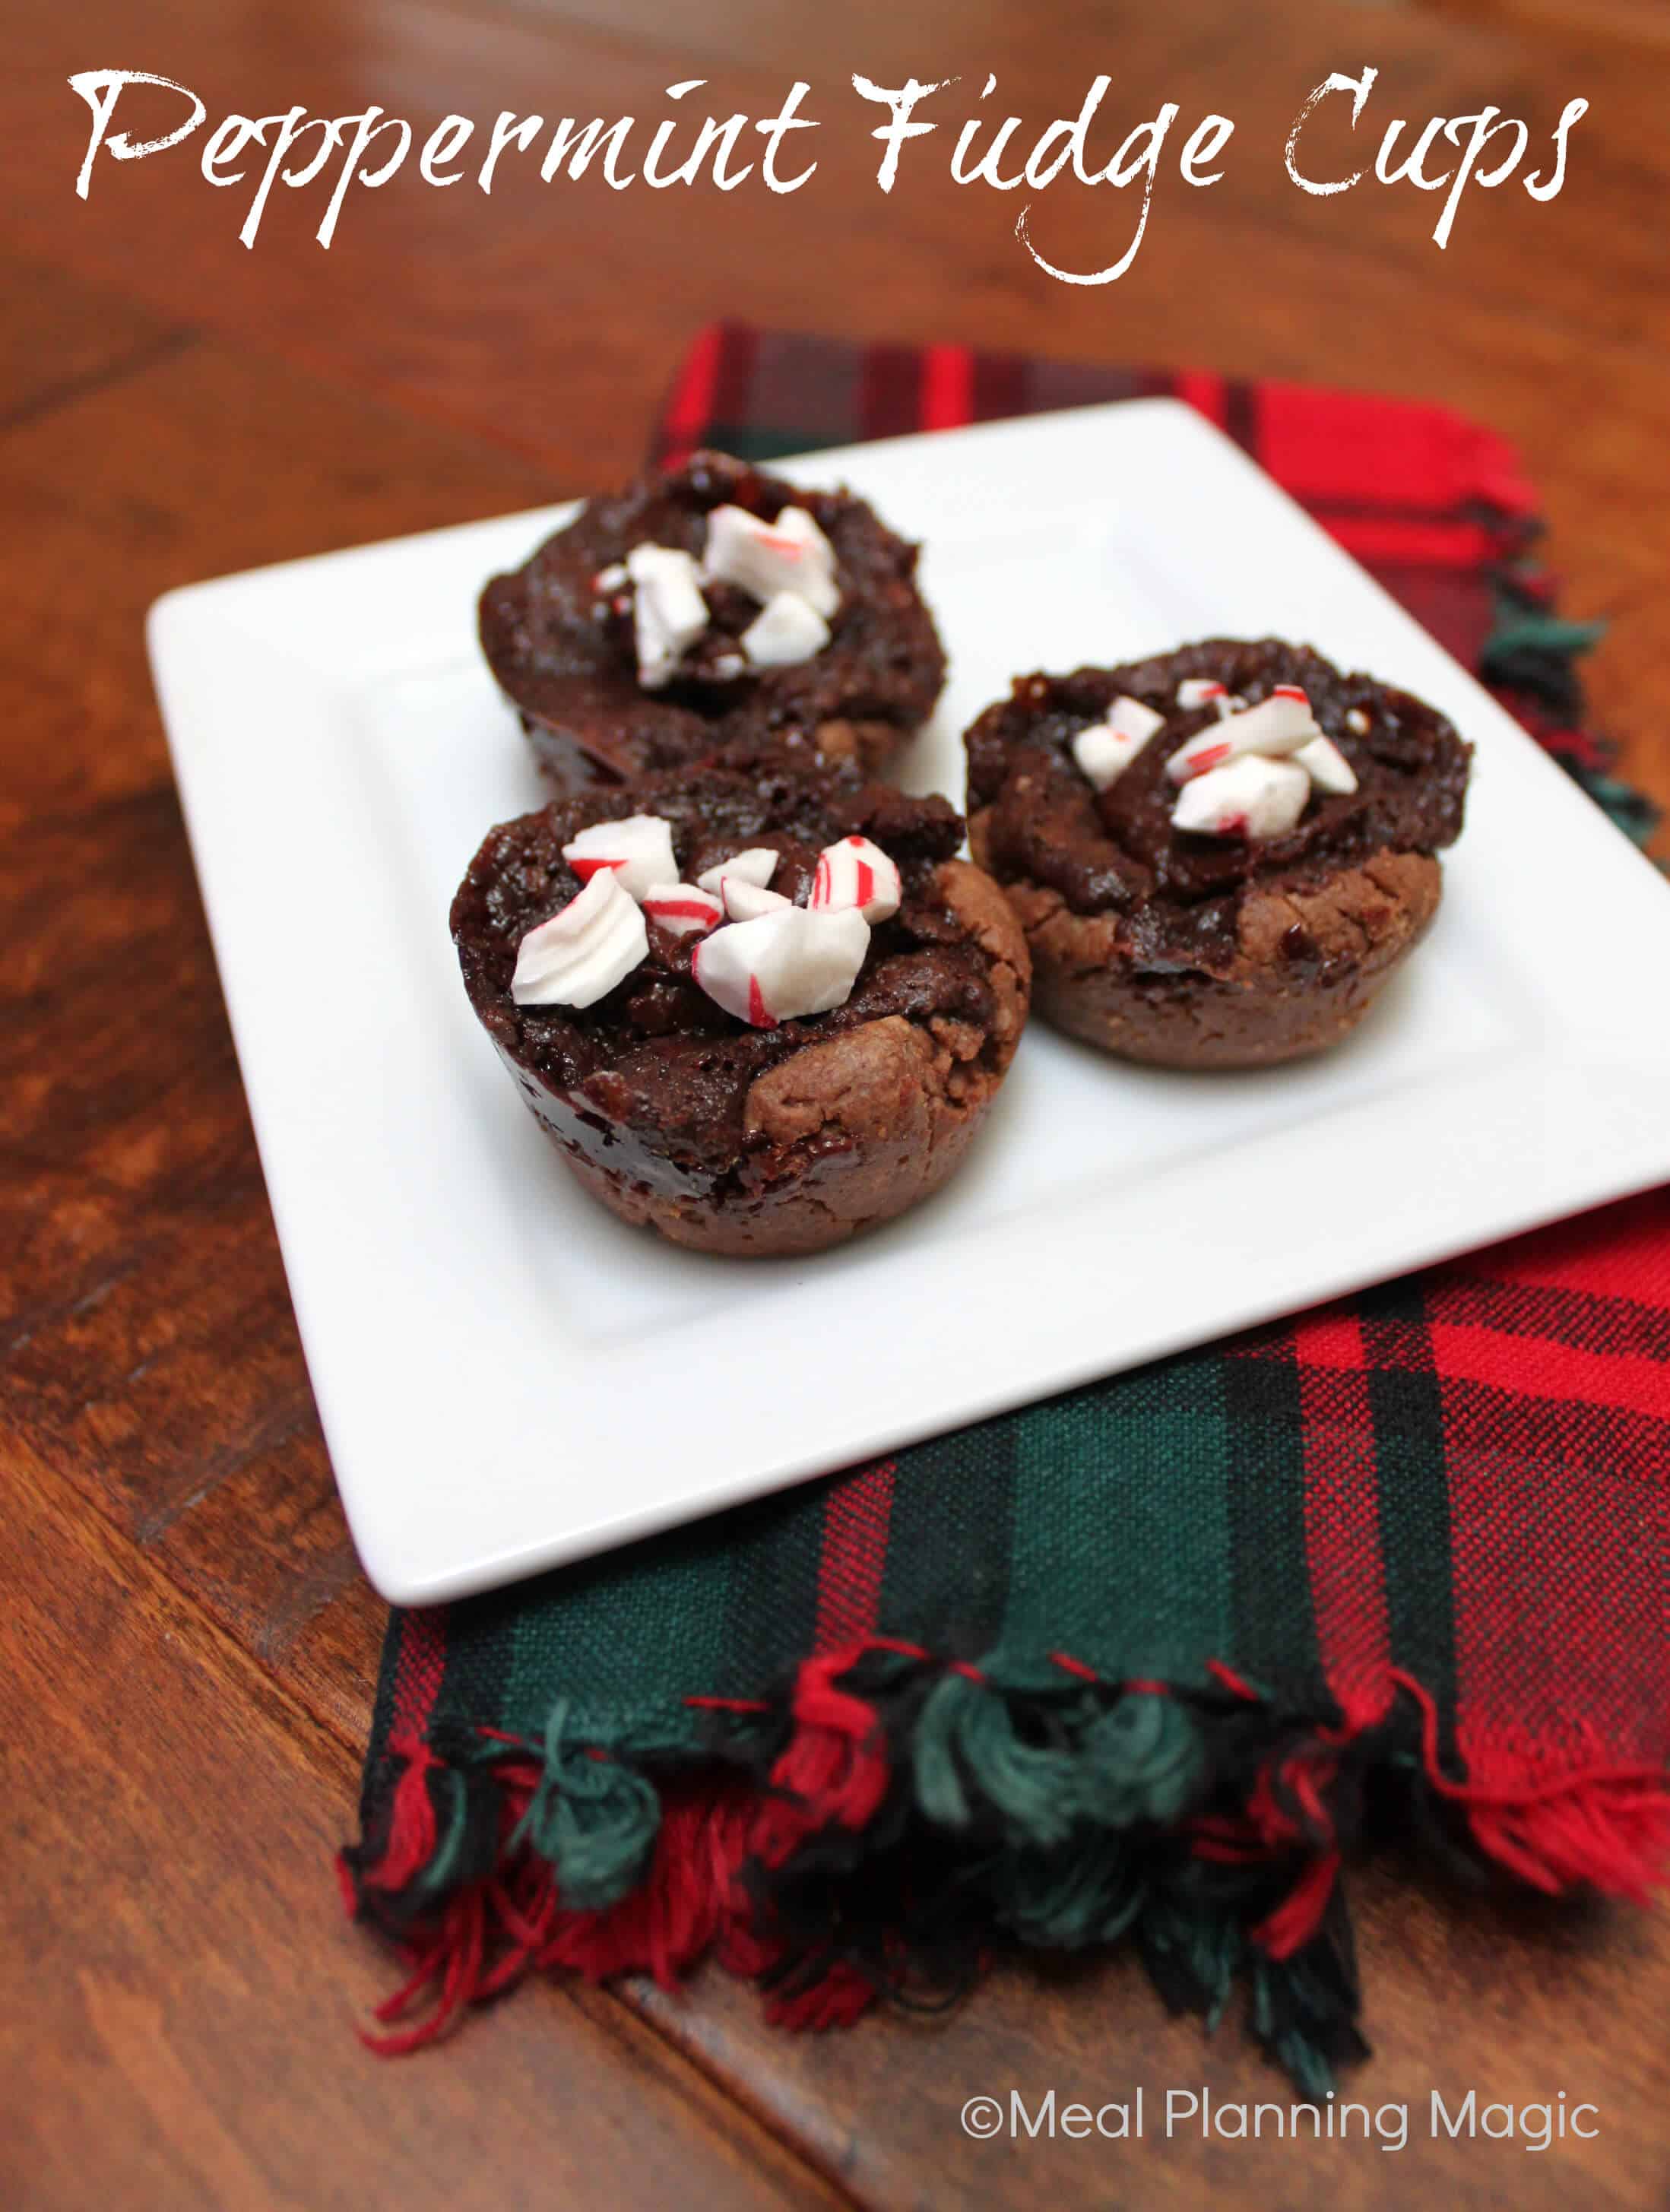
[965,639,1471,1070]
[453,756,1030,1255]
[479,452,947,793]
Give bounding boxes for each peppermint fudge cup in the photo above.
[478,451,947,794]
[964,639,1472,1071]
[452,756,1030,1256]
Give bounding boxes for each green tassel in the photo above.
[511,1700,662,1913]
[1137,1884,1244,2034]
[1484,609,1605,664]
[913,1673,1081,1849]
[407,1764,478,1904]
[1077,1693,1205,1827]
[997,1839,1148,1949]
[1572,768,1661,851]
[1247,1955,1337,2100]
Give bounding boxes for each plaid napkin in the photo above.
[342,328,1669,2087]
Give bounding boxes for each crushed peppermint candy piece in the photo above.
[1345,707,1371,736]
[1175,677,1235,715]
[1294,735,1359,796]
[809,835,902,925]
[692,905,870,1028]
[561,814,678,902]
[702,503,839,620]
[640,883,723,939]
[740,590,831,669]
[512,870,647,1008]
[1072,695,1166,791]
[593,562,629,592]
[1165,687,1323,783]
[625,543,708,689]
[1172,754,1311,841]
[696,848,778,896]
[722,878,793,923]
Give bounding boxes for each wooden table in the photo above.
[5,2,1667,2204]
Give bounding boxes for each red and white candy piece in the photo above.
[624,543,708,689]
[1165,686,1323,784]
[696,847,778,896]
[702,503,839,619]
[809,835,902,925]
[1294,735,1359,796]
[722,878,793,922]
[1072,696,1166,792]
[1171,754,1311,841]
[561,813,678,902]
[639,882,723,939]
[1175,677,1237,716]
[512,870,648,1008]
[692,905,870,1028]
[740,590,831,669]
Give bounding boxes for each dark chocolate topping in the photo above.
[965,639,1471,974]
[479,451,946,776]
[452,755,988,1185]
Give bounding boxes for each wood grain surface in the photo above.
[4,2,1667,2206]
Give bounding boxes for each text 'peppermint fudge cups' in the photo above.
[964,640,1472,1070]
[452,755,1030,1257]
[479,451,947,794]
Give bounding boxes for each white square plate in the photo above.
[148,400,1670,1604]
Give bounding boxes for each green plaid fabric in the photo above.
[343,331,1670,2087]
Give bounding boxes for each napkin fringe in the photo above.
[342,1639,1670,2084]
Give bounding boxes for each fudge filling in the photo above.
[477,452,946,775]
[965,638,1470,975]
[453,761,1001,1183]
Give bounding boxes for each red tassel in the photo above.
[763,1958,876,2032]
[1466,1788,1670,1903]
[360,1890,489,2054]
[1252,1849,1341,1961]
[333,1851,358,1916]
[355,1778,757,2049]
[363,1733,441,1894]
[1247,1747,1338,1853]
[749,1646,890,1870]
[1390,1669,1670,1900]
[1188,1814,1267,1866]
[540,1783,755,1987]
